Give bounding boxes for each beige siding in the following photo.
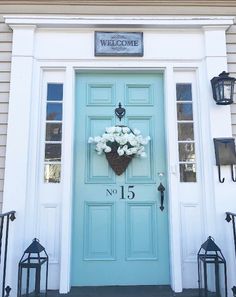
[227,24,236,139]
[0,18,11,211]
[1,4,236,15]
[2,0,236,7]
[0,3,236,211]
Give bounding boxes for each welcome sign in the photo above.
[95,32,143,56]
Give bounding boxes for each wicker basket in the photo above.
[105,150,133,175]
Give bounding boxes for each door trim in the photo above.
[58,67,183,293]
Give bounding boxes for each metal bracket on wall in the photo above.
[231,165,236,182]
[214,138,236,183]
[217,165,225,183]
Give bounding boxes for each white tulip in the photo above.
[129,140,138,146]
[117,147,124,156]
[115,126,122,133]
[96,148,103,155]
[94,136,102,143]
[133,129,141,135]
[89,126,149,158]
[122,127,130,133]
[96,142,106,150]
[104,146,112,153]
[126,149,133,155]
[106,127,115,133]
[115,136,121,143]
[88,137,94,143]
[107,135,115,142]
[130,147,138,154]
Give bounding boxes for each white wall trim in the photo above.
[4,15,234,29]
[59,66,75,293]
[2,25,36,297]
[164,66,183,292]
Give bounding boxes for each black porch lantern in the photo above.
[211,71,236,105]
[198,236,227,297]
[18,238,48,297]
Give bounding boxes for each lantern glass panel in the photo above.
[20,268,36,296]
[199,259,226,297]
[215,82,223,101]
[18,262,47,297]
[223,82,232,100]
[40,262,47,294]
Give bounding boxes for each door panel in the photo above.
[126,202,157,260]
[72,72,169,286]
[84,202,115,260]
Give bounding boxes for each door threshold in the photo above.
[48,286,199,297]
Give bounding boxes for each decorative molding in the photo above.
[4,15,234,29]
[126,202,158,260]
[86,116,115,183]
[84,202,115,260]
[39,204,60,264]
[87,83,115,106]
[125,84,154,106]
[180,203,202,263]
[126,116,154,184]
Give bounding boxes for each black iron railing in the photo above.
[0,211,16,297]
[225,212,236,296]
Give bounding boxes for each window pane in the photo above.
[46,103,62,121]
[177,103,193,121]
[179,163,197,182]
[176,84,192,101]
[178,123,194,141]
[46,123,62,141]
[44,164,61,183]
[47,83,63,101]
[45,144,61,162]
[178,143,195,162]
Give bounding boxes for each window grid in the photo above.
[176,83,197,182]
[44,83,63,183]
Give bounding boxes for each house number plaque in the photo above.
[95,32,143,56]
[106,185,136,200]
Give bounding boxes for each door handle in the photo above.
[157,182,165,211]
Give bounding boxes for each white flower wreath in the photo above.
[88,126,151,157]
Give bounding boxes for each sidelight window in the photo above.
[44,83,63,183]
[176,83,197,182]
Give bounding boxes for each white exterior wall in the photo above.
[2,15,236,296]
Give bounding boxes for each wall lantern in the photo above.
[18,238,48,297]
[211,71,236,105]
[198,236,227,297]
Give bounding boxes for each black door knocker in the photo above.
[115,102,126,121]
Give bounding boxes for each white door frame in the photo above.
[3,15,234,295]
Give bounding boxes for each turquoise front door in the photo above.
[72,72,170,286]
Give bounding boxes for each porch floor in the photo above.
[48,286,201,297]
